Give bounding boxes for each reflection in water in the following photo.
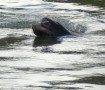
[33,36,62,53]
[44,0,105,7]
[0,36,27,47]
[76,75,105,85]
[33,36,61,47]
[43,75,105,89]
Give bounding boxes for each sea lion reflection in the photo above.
[33,36,61,47]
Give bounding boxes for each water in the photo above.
[0,0,105,90]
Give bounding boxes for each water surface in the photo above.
[0,0,105,90]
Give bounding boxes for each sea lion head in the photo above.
[32,17,70,36]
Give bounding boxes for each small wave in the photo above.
[46,16,87,35]
[67,22,87,35]
[89,29,105,35]
[22,2,56,8]
[0,21,32,28]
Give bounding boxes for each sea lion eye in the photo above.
[43,21,50,26]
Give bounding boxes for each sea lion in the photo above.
[32,17,70,36]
